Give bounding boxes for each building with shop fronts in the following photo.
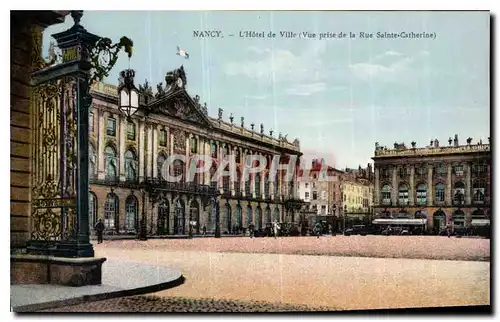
[372,136,491,234]
[87,68,303,236]
[339,165,374,227]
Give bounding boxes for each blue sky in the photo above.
[43,11,490,169]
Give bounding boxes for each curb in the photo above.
[12,275,185,313]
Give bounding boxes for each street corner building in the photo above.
[87,69,304,237]
[371,137,491,236]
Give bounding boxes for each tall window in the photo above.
[473,163,486,176]
[473,180,486,203]
[435,183,445,203]
[104,193,118,230]
[223,166,230,193]
[416,183,427,205]
[125,196,138,232]
[104,146,117,180]
[89,192,97,230]
[157,154,167,179]
[245,172,251,196]
[305,192,310,199]
[172,160,185,181]
[454,165,464,176]
[159,129,167,147]
[436,164,446,177]
[381,184,391,205]
[398,184,409,205]
[381,168,390,179]
[106,117,116,136]
[453,181,465,205]
[190,137,198,153]
[89,144,97,179]
[274,173,279,197]
[234,169,241,194]
[127,122,136,140]
[236,149,241,163]
[312,191,318,200]
[124,149,137,181]
[255,173,261,197]
[264,175,269,198]
[399,167,408,178]
[222,145,230,159]
[211,142,218,158]
[89,112,94,132]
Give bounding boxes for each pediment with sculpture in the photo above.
[138,66,213,129]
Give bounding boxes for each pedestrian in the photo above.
[249,224,255,238]
[94,219,105,244]
[314,222,322,239]
[273,221,280,239]
[202,225,206,236]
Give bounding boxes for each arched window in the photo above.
[416,183,427,205]
[211,142,217,158]
[435,183,445,202]
[245,171,251,196]
[124,149,137,181]
[381,184,391,205]
[236,204,243,228]
[222,144,230,159]
[190,137,198,153]
[256,207,262,229]
[89,192,97,230]
[104,146,117,180]
[453,182,465,205]
[209,163,217,189]
[398,184,409,205]
[89,144,97,179]
[255,173,261,197]
[236,149,241,163]
[171,159,185,182]
[265,207,271,223]
[125,195,138,232]
[104,193,118,230]
[246,205,253,227]
[157,153,167,179]
[473,180,486,203]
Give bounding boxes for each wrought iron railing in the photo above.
[144,178,217,196]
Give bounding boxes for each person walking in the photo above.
[314,222,322,239]
[273,221,280,239]
[202,225,207,236]
[94,219,105,244]
[248,224,255,238]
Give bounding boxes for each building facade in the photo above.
[372,137,491,233]
[340,165,375,226]
[88,68,303,236]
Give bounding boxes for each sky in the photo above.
[43,11,490,169]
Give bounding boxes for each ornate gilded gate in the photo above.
[27,11,133,257]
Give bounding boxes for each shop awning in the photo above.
[372,219,427,225]
[471,219,490,226]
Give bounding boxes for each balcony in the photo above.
[145,178,217,196]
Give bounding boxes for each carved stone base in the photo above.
[11,254,106,287]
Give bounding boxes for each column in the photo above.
[374,168,380,206]
[445,163,452,205]
[391,166,398,205]
[119,116,126,181]
[465,162,472,205]
[97,110,106,180]
[145,124,152,178]
[427,164,433,206]
[204,140,211,186]
[152,125,158,178]
[409,166,415,206]
[230,146,236,194]
[138,121,145,181]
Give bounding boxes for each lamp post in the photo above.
[343,204,347,233]
[214,195,221,238]
[118,69,140,122]
[332,204,337,236]
[138,189,147,241]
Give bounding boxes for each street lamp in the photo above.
[343,204,347,233]
[118,69,140,122]
[332,204,337,236]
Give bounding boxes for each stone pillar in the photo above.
[97,111,106,180]
[409,166,415,206]
[145,124,152,178]
[427,164,433,206]
[119,116,126,181]
[465,162,472,205]
[391,166,398,205]
[374,168,380,206]
[230,146,236,194]
[152,126,158,178]
[445,163,452,205]
[138,121,145,181]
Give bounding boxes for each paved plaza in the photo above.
[40,236,490,312]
